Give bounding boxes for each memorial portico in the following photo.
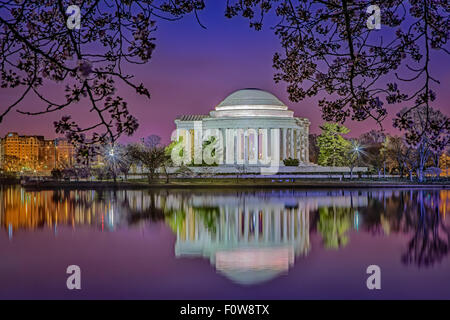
[174,88,310,166]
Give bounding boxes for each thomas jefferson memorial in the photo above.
[174,88,310,166]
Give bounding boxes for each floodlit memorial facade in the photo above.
[174,88,310,167]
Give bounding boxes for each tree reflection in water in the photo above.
[401,191,450,267]
[119,190,166,225]
[355,189,450,267]
[317,207,352,249]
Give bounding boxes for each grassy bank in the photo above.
[19,177,450,190]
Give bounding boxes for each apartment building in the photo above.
[0,133,75,172]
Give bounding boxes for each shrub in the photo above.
[51,169,62,180]
[283,157,299,166]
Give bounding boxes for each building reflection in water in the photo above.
[0,186,126,235]
[0,186,449,284]
[162,190,368,285]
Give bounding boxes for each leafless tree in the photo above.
[128,134,167,183]
[398,106,449,181]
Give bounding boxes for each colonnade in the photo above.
[176,126,309,165]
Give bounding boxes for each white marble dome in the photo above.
[211,88,293,118]
[175,87,311,165]
[216,88,286,110]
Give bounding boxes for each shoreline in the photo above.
[15,179,450,190]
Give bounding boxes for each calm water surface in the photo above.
[0,185,449,299]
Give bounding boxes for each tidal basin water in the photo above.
[0,185,449,299]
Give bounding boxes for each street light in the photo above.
[348,141,366,179]
[108,146,117,182]
[351,141,365,157]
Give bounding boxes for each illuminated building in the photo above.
[440,152,450,177]
[55,138,76,168]
[0,133,75,173]
[175,88,310,166]
[1,132,42,171]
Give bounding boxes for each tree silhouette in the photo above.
[128,135,167,183]
[0,0,202,150]
[225,0,449,141]
[2,0,448,155]
[359,130,386,177]
[381,135,410,177]
[396,106,449,181]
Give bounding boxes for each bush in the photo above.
[187,160,219,167]
[283,157,299,166]
[51,169,62,180]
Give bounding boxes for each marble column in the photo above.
[236,129,245,165]
[298,129,303,162]
[286,128,290,159]
[221,128,226,164]
[302,133,308,163]
[244,129,249,165]
[270,128,280,163]
[298,130,302,162]
[183,129,192,164]
[261,128,269,164]
[279,129,283,161]
[193,122,202,165]
[281,128,287,160]
[305,128,309,163]
[254,129,259,164]
[289,128,295,159]
[248,128,258,165]
[225,129,235,165]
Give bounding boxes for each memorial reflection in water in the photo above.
[162,191,367,284]
[1,186,449,285]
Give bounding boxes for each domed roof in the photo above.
[216,88,286,110]
[211,88,293,118]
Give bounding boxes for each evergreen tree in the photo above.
[317,123,351,167]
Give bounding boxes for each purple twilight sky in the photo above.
[0,2,449,143]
